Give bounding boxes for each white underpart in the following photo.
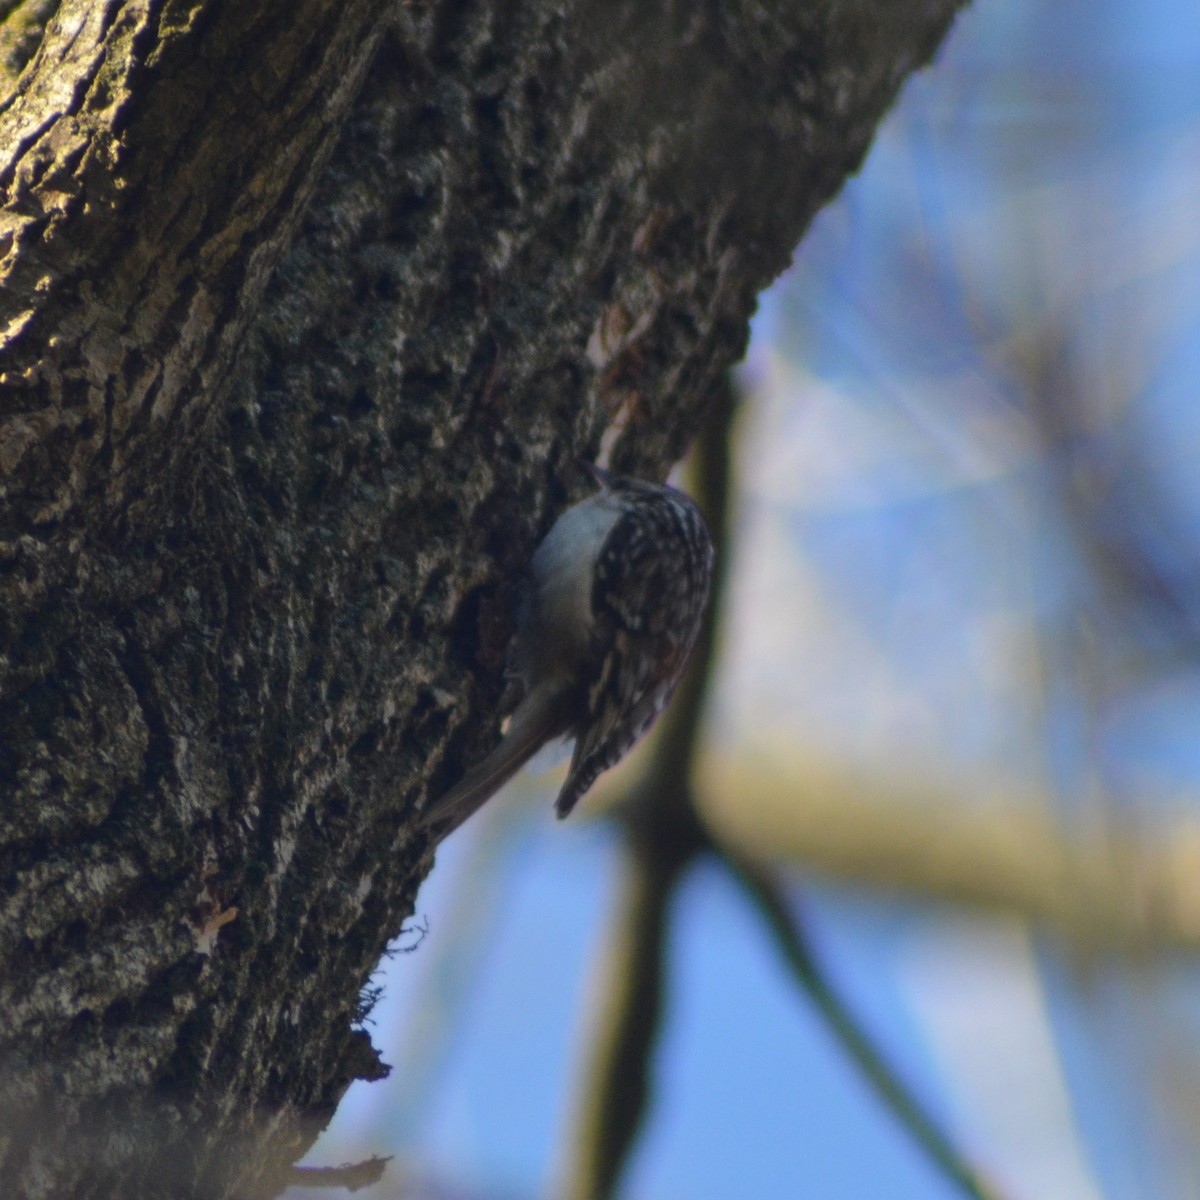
[526,493,622,676]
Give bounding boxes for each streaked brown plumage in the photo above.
[421,466,714,836]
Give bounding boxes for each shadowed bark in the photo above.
[0,1,966,1196]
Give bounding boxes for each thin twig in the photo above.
[284,1155,392,1192]
[724,853,1009,1200]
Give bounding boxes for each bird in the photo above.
[420,464,714,836]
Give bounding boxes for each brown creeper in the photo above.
[421,465,714,836]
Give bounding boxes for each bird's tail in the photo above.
[419,686,567,837]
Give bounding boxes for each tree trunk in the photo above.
[0,2,965,1196]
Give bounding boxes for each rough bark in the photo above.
[0,1,966,1196]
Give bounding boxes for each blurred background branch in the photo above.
[561,379,733,1200]
[564,385,997,1200]
[700,749,1200,957]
